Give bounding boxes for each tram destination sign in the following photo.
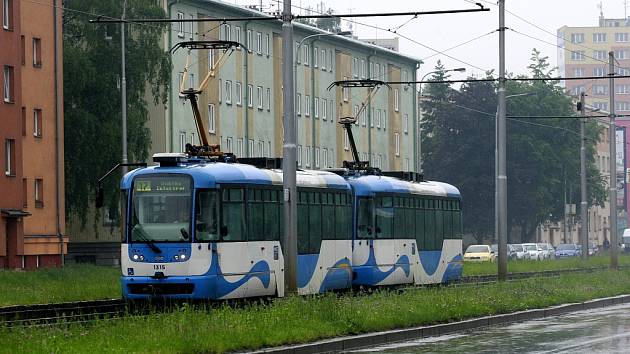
[134,176,190,193]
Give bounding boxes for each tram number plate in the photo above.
[153,264,166,270]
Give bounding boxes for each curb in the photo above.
[249,294,630,353]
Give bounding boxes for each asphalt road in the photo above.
[354,303,630,353]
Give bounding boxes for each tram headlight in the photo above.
[180,253,187,260]
[132,254,139,261]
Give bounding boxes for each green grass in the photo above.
[463,253,630,276]
[2,269,630,353]
[0,265,120,306]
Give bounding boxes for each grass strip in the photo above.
[0,265,120,307]
[2,269,630,353]
[463,253,630,276]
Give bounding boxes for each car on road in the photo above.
[490,244,518,260]
[522,243,544,260]
[588,241,599,256]
[554,243,581,258]
[464,245,496,262]
[510,244,529,260]
[539,243,555,259]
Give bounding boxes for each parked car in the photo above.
[541,243,555,259]
[555,243,582,258]
[490,244,518,260]
[622,229,630,252]
[588,241,599,256]
[464,245,496,262]
[510,244,529,260]
[522,243,544,260]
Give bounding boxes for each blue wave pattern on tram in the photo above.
[206,243,271,299]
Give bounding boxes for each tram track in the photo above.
[2,265,628,327]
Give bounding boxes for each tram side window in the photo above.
[195,189,218,241]
[443,200,453,239]
[222,188,245,241]
[393,197,405,238]
[375,196,393,238]
[335,193,351,240]
[297,191,309,254]
[424,199,436,250]
[357,198,374,238]
[435,200,444,248]
[322,192,335,238]
[263,189,281,241]
[405,198,415,239]
[120,190,128,242]
[247,189,265,241]
[415,198,425,250]
[309,192,322,252]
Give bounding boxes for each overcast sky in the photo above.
[235,0,626,80]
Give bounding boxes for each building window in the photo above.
[321,49,326,70]
[4,139,14,176]
[235,82,242,105]
[257,140,264,157]
[256,32,262,54]
[257,86,263,109]
[594,50,607,60]
[570,51,585,61]
[322,148,327,168]
[570,33,584,43]
[305,95,310,116]
[314,97,319,118]
[360,107,366,126]
[247,29,252,52]
[34,178,43,208]
[593,33,607,43]
[344,130,349,150]
[315,147,320,168]
[594,67,607,76]
[3,65,13,103]
[616,101,630,111]
[305,146,310,167]
[176,12,184,38]
[2,0,13,30]
[222,23,231,41]
[593,85,608,95]
[247,84,253,107]
[225,80,232,104]
[33,109,42,137]
[394,89,399,111]
[297,145,302,166]
[329,99,334,122]
[353,105,359,124]
[376,109,381,128]
[188,14,194,40]
[383,111,387,130]
[236,138,243,157]
[572,67,585,77]
[32,38,42,67]
[208,49,215,70]
[593,102,608,111]
[361,59,366,79]
[226,137,233,153]
[343,76,349,102]
[403,113,408,134]
[616,32,628,42]
[208,104,216,134]
[265,33,270,56]
[295,42,300,63]
[179,132,186,152]
[303,45,309,66]
[314,46,318,67]
[266,88,271,111]
[572,86,586,95]
[329,50,333,72]
[296,93,301,115]
[322,98,327,120]
[248,139,254,157]
[234,26,241,49]
[328,148,334,167]
[617,85,630,94]
[615,50,629,60]
[217,78,222,103]
[395,132,400,156]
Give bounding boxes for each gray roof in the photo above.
[181,0,421,65]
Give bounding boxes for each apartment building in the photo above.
[0,0,66,269]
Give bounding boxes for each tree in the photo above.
[63,0,170,226]
[420,51,606,243]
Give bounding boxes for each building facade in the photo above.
[152,0,418,173]
[1,0,66,269]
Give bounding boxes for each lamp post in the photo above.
[417,67,465,174]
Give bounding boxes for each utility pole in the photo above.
[282,0,298,293]
[580,92,588,259]
[497,0,508,281]
[609,51,619,269]
[121,0,128,176]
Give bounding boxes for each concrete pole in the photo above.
[609,51,619,268]
[282,0,298,293]
[580,92,588,259]
[121,0,128,175]
[497,0,508,281]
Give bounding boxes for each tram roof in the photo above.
[121,162,350,190]
[346,175,461,199]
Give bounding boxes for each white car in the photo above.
[537,243,554,259]
[522,243,544,260]
[510,244,529,260]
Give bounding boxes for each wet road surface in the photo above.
[354,303,630,353]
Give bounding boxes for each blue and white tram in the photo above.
[347,175,463,287]
[119,155,353,300]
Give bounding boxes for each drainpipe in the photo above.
[244,21,250,157]
[413,62,419,174]
[53,0,64,267]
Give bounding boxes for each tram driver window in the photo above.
[357,198,374,238]
[195,189,218,241]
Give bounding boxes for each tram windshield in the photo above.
[130,175,192,243]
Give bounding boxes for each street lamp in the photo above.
[417,67,466,174]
